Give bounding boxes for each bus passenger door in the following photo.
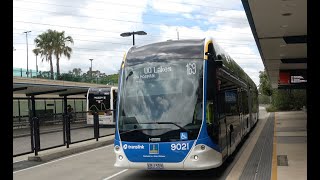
[241,89,249,135]
[248,89,253,129]
[216,91,228,161]
[225,89,240,154]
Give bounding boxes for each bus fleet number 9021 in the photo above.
[171,143,190,151]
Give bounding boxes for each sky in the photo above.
[13,0,264,85]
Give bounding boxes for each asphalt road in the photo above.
[13,106,268,180]
[14,144,233,180]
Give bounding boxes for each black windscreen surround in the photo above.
[117,39,206,142]
[126,39,205,61]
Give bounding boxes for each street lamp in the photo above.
[120,31,147,45]
[24,31,31,77]
[176,28,179,40]
[89,59,93,81]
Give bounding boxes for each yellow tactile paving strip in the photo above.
[271,112,277,180]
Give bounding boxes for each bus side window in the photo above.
[225,90,238,116]
[206,101,219,143]
[206,102,214,124]
[217,92,225,119]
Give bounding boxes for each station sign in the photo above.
[278,70,307,87]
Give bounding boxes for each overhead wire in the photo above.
[15,0,247,19]
[13,0,262,75]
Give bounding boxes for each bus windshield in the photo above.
[118,58,203,142]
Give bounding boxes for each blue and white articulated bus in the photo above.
[113,37,259,170]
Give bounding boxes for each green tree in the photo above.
[72,68,82,76]
[34,30,55,79]
[37,71,51,79]
[52,31,74,77]
[271,89,306,111]
[59,73,74,81]
[80,72,91,83]
[271,89,291,110]
[258,70,273,96]
[100,73,119,85]
[34,29,73,80]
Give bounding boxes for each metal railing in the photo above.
[13,110,116,157]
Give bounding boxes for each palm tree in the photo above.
[32,48,41,75]
[34,30,55,79]
[52,31,74,77]
[34,29,74,80]
[72,68,82,76]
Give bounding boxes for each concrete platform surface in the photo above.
[275,111,307,180]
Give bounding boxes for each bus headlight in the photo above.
[201,145,205,150]
[194,155,199,160]
[115,145,120,151]
[119,155,123,160]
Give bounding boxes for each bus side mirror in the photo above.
[205,52,213,60]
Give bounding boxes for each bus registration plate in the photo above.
[147,163,164,170]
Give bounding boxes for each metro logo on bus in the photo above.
[123,144,145,150]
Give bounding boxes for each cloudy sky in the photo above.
[13,0,264,85]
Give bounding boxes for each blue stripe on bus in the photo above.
[117,140,195,163]
[194,60,220,152]
[197,60,208,140]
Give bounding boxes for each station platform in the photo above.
[226,108,307,179]
[13,107,307,179]
[273,110,307,179]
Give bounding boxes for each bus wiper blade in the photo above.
[121,122,192,134]
[119,128,163,134]
[126,71,133,81]
[155,122,192,134]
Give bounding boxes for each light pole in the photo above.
[89,58,93,82]
[36,55,38,75]
[176,28,179,40]
[24,31,31,77]
[120,31,147,45]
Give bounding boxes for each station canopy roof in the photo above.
[242,0,307,89]
[13,77,112,97]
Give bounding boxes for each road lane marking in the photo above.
[14,158,30,163]
[13,144,113,174]
[102,169,128,180]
